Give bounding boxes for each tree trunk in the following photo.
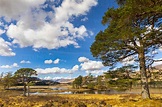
[27,84,30,97]
[139,51,150,99]
[23,84,27,96]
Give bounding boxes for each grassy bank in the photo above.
[1,85,162,107]
[0,94,162,107]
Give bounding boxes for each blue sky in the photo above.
[1,0,161,80]
[0,0,118,80]
[0,0,116,79]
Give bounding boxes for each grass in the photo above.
[1,85,162,107]
[0,94,162,107]
[9,85,91,93]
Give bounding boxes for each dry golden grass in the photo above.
[1,85,162,107]
[0,94,162,107]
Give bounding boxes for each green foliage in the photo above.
[73,75,83,89]
[96,76,107,90]
[14,68,37,96]
[91,0,162,99]
[87,82,95,89]
[14,68,37,85]
[91,0,162,66]
[116,0,126,6]
[2,72,16,89]
[14,68,37,79]
[104,66,139,90]
[0,72,3,86]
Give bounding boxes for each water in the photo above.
[30,89,126,95]
[30,88,162,95]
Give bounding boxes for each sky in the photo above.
[0,0,119,80]
[0,0,161,80]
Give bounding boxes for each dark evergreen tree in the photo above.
[91,0,162,99]
[14,68,37,96]
[2,72,16,89]
[73,75,83,89]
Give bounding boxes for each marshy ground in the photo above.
[0,85,162,107]
[0,92,162,107]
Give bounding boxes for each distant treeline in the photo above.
[15,77,60,86]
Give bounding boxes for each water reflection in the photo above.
[72,90,124,94]
[30,89,126,95]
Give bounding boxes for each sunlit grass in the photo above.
[1,85,162,106]
[0,94,162,107]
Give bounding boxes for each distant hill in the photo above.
[35,80,60,86]
[154,64,162,70]
[55,78,74,84]
[16,77,74,85]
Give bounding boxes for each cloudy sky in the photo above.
[2,0,161,80]
[0,0,118,80]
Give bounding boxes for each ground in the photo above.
[0,85,162,107]
[0,94,162,107]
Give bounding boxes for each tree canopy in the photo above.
[91,0,162,99]
[14,68,37,96]
[2,72,16,89]
[73,75,83,89]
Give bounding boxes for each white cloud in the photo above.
[0,65,10,69]
[0,0,98,50]
[44,59,53,64]
[81,17,88,21]
[0,37,16,56]
[78,56,89,62]
[0,63,19,69]
[20,60,31,64]
[80,60,104,71]
[78,56,107,75]
[85,70,106,75]
[0,21,3,26]
[53,58,60,64]
[44,76,52,80]
[151,51,158,55]
[121,56,136,65]
[44,59,60,64]
[35,65,78,74]
[159,46,162,52]
[0,29,5,35]
[43,76,72,80]
[13,63,19,67]
[153,58,162,66]
[0,0,46,21]
[53,0,97,22]
[72,65,79,71]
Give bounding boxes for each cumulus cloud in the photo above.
[159,46,162,52]
[53,58,60,64]
[85,70,106,75]
[44,59,53,64]
[78,56,107,75]
[0,38,16,56]
[0,0,98,51]
[0,63,19,69]
[78,56,89,62]
[0,29,5,35]
[43,76,72,80]
[81,17,88,21]
[72,65,79,71]
[20,60,31,64]
[44,59,60,64]
[0,0,46,21]
[153,58,162,66]
[80,60,104,71]
[121,56,136,65]
[44,76,53,80]
[35,65,79,74]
